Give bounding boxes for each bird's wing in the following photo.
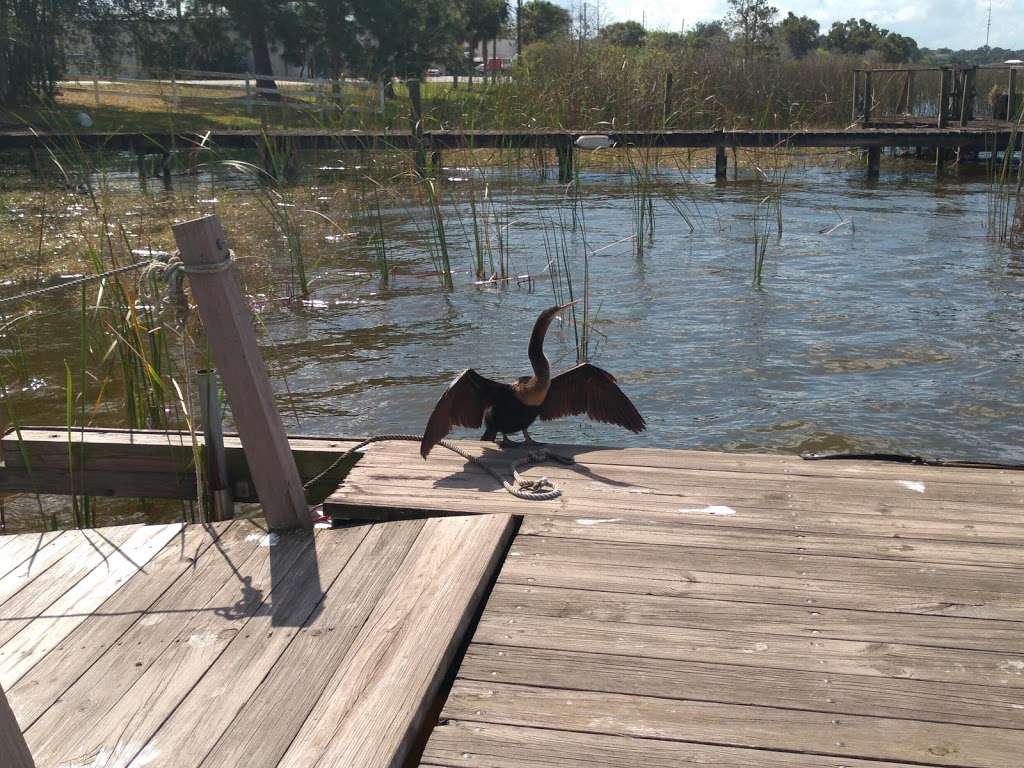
[421,369,505,457]
[540,363,646,432]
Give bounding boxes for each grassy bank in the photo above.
[1,43,874,135]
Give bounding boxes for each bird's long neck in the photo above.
[527,308,558,382]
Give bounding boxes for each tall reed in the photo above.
[422,179,454,289]
[987,120,1023,246]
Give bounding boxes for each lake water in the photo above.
[2,151,1023,529]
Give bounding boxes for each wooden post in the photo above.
[93,70,100,109]
[556,136,574,183]
[937,68,950,128]
[959,66,976,126]
[170,71,179,109]
[862,70,872,126]
[172,215,311,530]
[851,70,859,124]
[1009,68,1019,123]
[408,78,426,176]
[0,684,35,768]
[866,146,880,180]
[245,77,253,114]
[935,146,946,176]
[715,144,727,181]
[663,72,673,126]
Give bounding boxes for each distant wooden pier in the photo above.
[2,125,1020,182]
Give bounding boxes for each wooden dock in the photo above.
[3,438,1024,766]
[327,440,1024,767]
[1,127,1021,153]
[0,514,513,767]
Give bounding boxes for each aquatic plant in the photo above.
[422,179,454,290]
[986,118,1023,248]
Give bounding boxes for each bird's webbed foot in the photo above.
[498,434,523,448]
[522,429,545,446]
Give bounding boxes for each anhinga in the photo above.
[420,302,645,457]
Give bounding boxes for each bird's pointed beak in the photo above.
[557,300,580,313]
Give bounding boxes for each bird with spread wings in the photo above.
[420,303,645,458]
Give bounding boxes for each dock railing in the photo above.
[59,65,386,118]
[853,63,1023,128]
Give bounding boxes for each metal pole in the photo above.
[198,369,233,522]
[862,70,873,126]
[1009,67,1019,123]
[937,68,950,128]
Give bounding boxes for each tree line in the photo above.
[597,2,922,64]
[3,0,1014,110]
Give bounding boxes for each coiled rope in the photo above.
[304,434,574,501]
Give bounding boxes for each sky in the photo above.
[554,0,1024,50]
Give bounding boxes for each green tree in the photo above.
[684,20,728,49]
[725,0,778,60]
[878,32,919,63]
[0,0,80,105]
[825,18,920,63]
[463,0,509,78]
[778,11,818,59]
[647,30,685,52]
[599,20,646,48]
[217,0,291,94]
[283,0,361,80]
[351,0,464,79]
[519,0,571,46]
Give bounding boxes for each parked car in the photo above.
[426,67,442,77]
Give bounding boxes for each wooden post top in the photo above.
[172,215,232,269]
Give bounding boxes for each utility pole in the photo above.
[516,0,522,56]
[986,0,992,48]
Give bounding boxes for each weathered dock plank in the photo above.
[501,542,1024,620]
[326,440,1024,768]
[422,721,933,768]
[0,525,141,647]
[0,427,362,501]
[486,582,1024,653]
[4,522,228,726]
[0,523,184,691]
[165,521,421,768]
[274,514,514,768]
[0,513,512,768]
[456,645,1024,730]
[442,680,1023,767]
